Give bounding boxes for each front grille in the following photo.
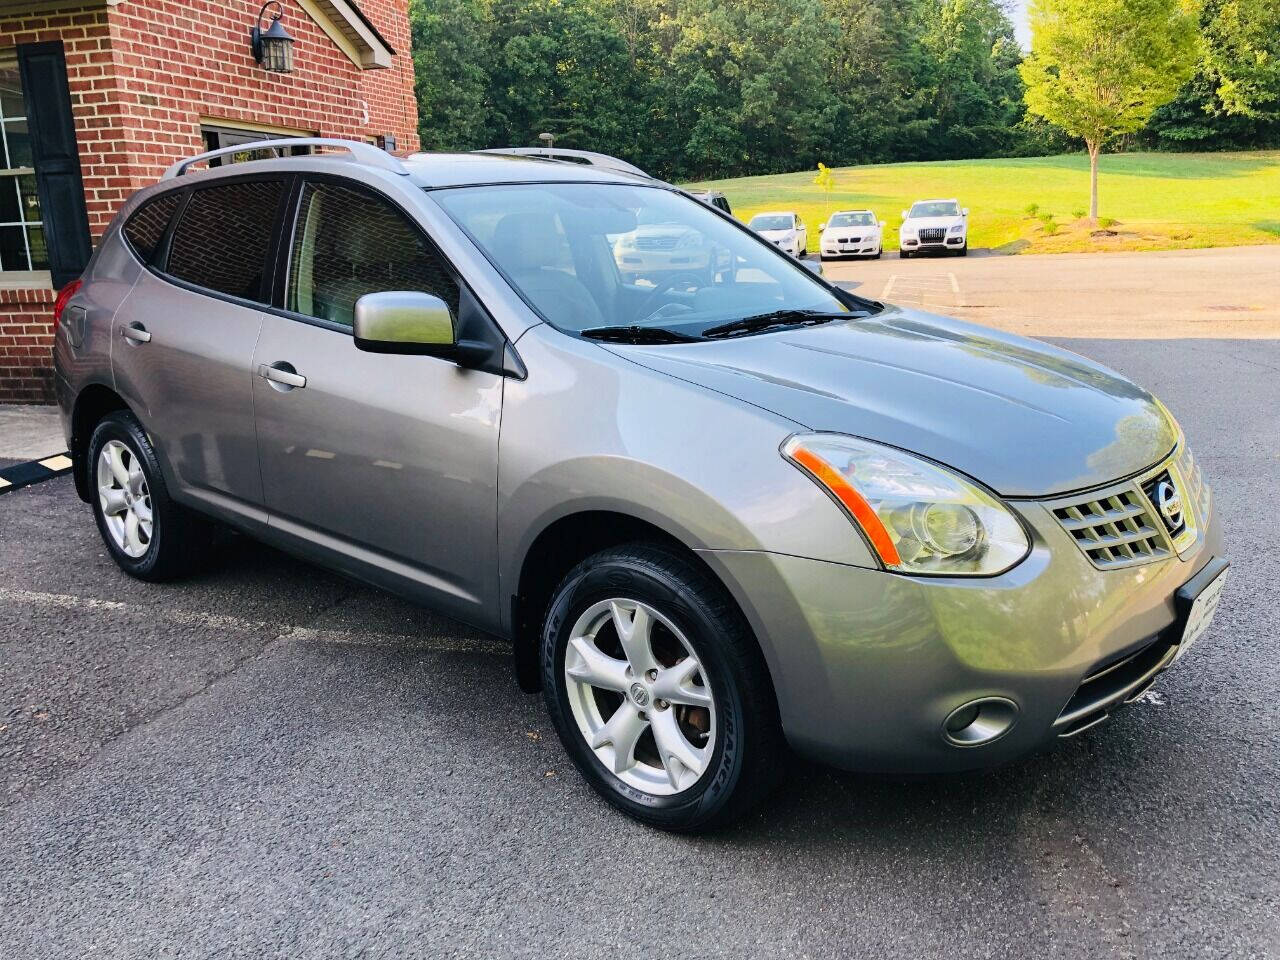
[839,236,862,244]
[634,236,678,250]
[1053,631,1178,737]
[918,227,945,243]
[1141,468,1187,538]
[1050,487,1171,569]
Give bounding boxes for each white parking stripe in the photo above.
[948,272,960,293]
[0,587,507,655]
[880,275,897,299]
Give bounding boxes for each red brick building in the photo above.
[0,0,419,403]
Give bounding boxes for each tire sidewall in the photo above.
[541,557,747,827]
[88,413,168,578]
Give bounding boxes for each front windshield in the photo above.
[828,212,875,228]
[909,201,960,218]
[748,214,795,231]
[434,183,852,337]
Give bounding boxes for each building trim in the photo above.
[297,0,394,70]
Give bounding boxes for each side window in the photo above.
[287,180,459,328]
[122,191,182,264]
[166,179,285,302]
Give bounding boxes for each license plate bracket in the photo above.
[1173,557,1229,661]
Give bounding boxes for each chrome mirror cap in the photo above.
[354,291,455,353]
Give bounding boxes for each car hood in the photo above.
[756,229,796,240]
[904,216,963,231]
[823,225,877,237]
[607,306,1175,497]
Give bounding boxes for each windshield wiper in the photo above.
[580,325,701,345]
[701,309,852,339]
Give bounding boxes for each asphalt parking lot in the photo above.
[3,274,1279,956]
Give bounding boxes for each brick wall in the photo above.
[0,0,419,403]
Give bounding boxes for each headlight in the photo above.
[782,433,1030,575]
[900,228,915,238]
[949,223,964,233]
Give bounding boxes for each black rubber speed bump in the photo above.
[0,453,72,495]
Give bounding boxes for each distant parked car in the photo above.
[819,210,884,260]
[748,211,807,257]
[685,190,732,216]
[899,199,968,258]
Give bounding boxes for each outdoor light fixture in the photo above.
[251,1,295,73]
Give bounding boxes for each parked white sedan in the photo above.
[748,211,807,257]
[899,198,968,258]
[819,210,884,260]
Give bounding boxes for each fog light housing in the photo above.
[942,697,1019,747]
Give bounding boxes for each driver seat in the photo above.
[489,212,607,329]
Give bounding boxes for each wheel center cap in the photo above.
[629,682,650,707]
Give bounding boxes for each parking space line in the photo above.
[0,587,507,656]
[880,275,896,299]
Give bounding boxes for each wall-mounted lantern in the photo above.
[251,1,295,73]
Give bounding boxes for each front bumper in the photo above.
[700,496,1226,773]
[821,238,878,256]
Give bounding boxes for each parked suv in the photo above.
[54,140,1228,832]
[899,198,968,257]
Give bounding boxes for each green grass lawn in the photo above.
[684,151,1280,254]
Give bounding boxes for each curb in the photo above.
[0,453,73,495]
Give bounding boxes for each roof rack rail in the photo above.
[476,147,651,179]
[162,137,409,180]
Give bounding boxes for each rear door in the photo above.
[250,177,503,628]
[111,177,289,525]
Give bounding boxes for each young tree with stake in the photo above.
[1019,0,1200,221]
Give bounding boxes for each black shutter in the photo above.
[17,41,92,288]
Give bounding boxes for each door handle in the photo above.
[257,362,307,389]
[121,323,151,344]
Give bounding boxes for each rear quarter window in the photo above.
[122,191,182,264]
[165,179,286,303]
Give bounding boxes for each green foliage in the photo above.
[1148,0,1280,148]
[1099,216,1118,228]
[1072,208,1087,219]
[1019,0,1200,215]
[410,0,492,151]
[1020,0,1200,150]
[1038,211,1055,224]
[1024,202,1040,216]
[1042,220,1060,234]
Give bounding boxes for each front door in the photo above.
[112,178,289,524]
[251,178,503,627]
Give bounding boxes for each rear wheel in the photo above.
[540,543,782,831]
[88,410,211,581]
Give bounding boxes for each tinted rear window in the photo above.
[123,191,182,263]
[166,179,286,302]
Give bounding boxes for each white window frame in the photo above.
[0,49,50,284]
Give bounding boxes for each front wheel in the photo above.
[540,544,782,831]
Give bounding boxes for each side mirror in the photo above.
[354,291,492,369]
[354,291,455,353]
[901,210,908,219]
[879,220,886,228]
[801,259,824,277]
[818,222,826,231]
[962,207,969,216]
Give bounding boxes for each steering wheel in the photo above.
[635,271,706,324]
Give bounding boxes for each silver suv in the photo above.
[53,139,1228,831]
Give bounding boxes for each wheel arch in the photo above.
[508,509,770,695]
[69,381,130,502]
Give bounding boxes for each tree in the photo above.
[1149,0,1280,148]
[1019,0,1200,220]
[410,0,493,151]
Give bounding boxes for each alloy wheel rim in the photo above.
[96,439,153,558]
[564,598,716,796]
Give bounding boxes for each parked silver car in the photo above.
[53,140,1228,831]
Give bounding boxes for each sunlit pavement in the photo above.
[2,332,1277,957]
[821,244,1280,339]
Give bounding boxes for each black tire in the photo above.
[540,543,783,832]
[958,242,969,257]
[899,249,911,260]
[87,410,212,581]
